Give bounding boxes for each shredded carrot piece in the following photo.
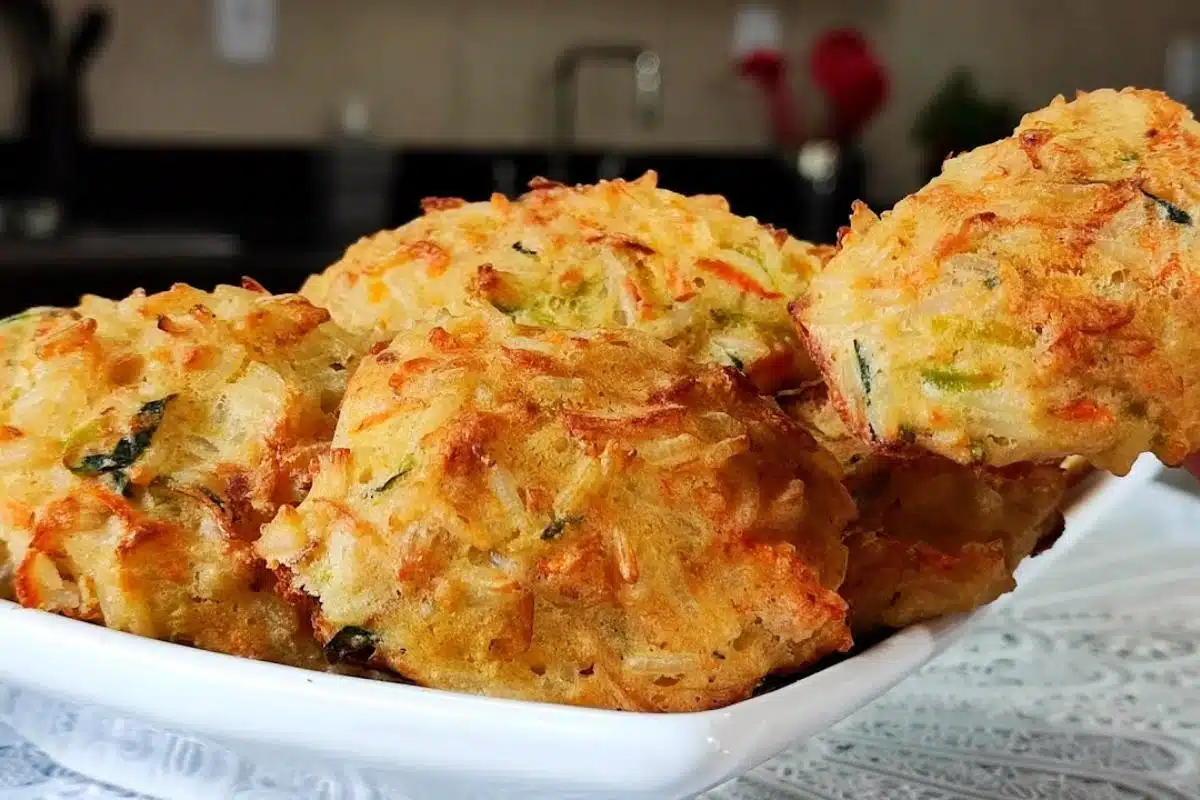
[352,408,404,434]
[621,277,653,320]
[664,260,694,301]
[559,268,584,291]
[695,258,781,299]
[1053,399,1114,423]
[388,357,438,394]
[404,240,450,278]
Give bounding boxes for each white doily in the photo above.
[1,481,1197,800]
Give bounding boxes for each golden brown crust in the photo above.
[790,292,883,454]
[780,386,1067,636]
[302,171,828,393]
[259,314,855,711]
[800,89,1200,474]
[0,285,363,667]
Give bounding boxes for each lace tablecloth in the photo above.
[1,481,1197,800]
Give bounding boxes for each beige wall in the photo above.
[2,0,1198,198]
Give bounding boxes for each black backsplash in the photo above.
[0,141,326,247]
[0,141,858,243]
[0,140,866,312]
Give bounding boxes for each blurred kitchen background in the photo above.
[1,0,1200,312]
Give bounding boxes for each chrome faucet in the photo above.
[550,45,662,182]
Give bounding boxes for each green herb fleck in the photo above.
[67,396,176,496]
[324,626,379,664]
[199,487,225,509]
[110,471,131,496]
[373,457,416,495]
[512,241,539,257]
[1143,191,1193,225]
[491,300,523,318]
[920,368,998,392]
[853,340,872,397]
[541,514,584,541]
[725,351,745,372]
[1120,153,1139,163]
[969,438,988,462]
[983,275,1000,289]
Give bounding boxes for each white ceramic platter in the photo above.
[0,455,1165,799]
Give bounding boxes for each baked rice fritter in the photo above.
[0,539,12,600]
[0,284,361,667]
[0,309,45,603]
[781,386,1065,636]
[798,88,1200,474]
[302,171,833,393]
[258,313,856,711]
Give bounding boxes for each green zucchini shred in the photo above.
[930,316,1034,348]
[853,340,872,397]
[920,368,998,392]
[732,242,763,265]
